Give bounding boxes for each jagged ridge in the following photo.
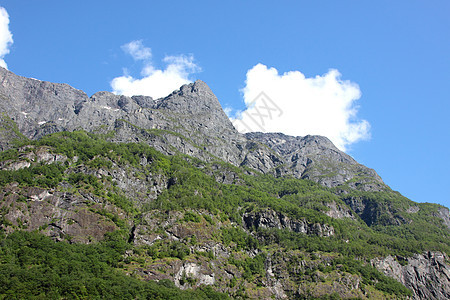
[0,67,382,191]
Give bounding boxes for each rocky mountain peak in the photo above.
[180,80,214,97]
[0,67,385,191]
[157,80,225,115]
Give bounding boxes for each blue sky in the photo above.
[1,1,449,208]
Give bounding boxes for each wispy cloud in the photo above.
[0,7,13,69]
[111,40,200,99]
[231,64,370,151]
[121,40,152,61]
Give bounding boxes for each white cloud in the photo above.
[0,7,13,69]
[232,64,370,151]
[121,40,152,61]
[111,41,200,99]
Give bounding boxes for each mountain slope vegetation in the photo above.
[0,131,449,299]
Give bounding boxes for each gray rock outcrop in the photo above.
[372,251,450,300]
[245,132,384,189]
[0,183,119,243]
[243,209,334,237]
[435,207,450,230]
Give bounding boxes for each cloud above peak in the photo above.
[121,40,152,61]
[111,41,200,99]
[232,64,370,151]
[0,7,13,69]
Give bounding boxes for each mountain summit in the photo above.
[0,67,449,299]
[0,67,382,190]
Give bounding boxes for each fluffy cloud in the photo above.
[0,7,13,69]
[111,41,200,99]
[232,64,370,151]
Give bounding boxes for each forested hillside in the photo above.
[0,131,449,299]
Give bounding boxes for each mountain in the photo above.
[0,67,382,189]
[0,67,449,299]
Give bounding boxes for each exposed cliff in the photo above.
[372,252,450,300]
[243,208,335,237]
[245,132,384,191]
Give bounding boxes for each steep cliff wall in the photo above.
[373,252,450,300]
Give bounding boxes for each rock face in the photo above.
[0,67,384,191]
[0,145,67,170]
[0,67,88,139]
[324,201,356,220]
[174,262,215,289]
[245,132,384,190]
[435,207,450,230]
[0,183,119,243]
[372,252,450,300]
[243,209,335,237]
